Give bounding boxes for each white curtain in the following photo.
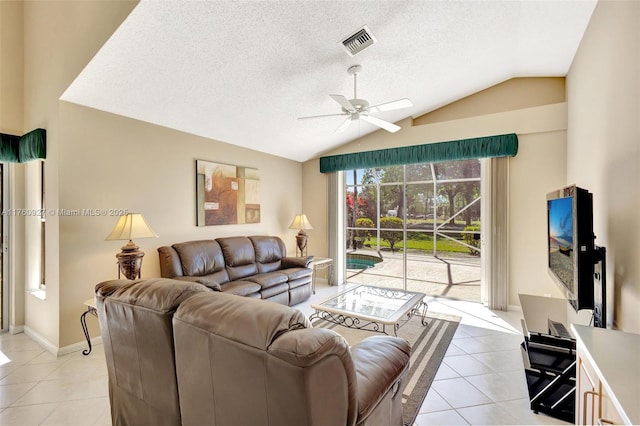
[327,172,345,285]
[481,157,510,310]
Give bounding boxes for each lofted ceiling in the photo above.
[61,0,597,162]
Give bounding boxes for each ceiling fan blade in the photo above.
[334,116,352,133]
[368,98,413,114]
[298,113,349,120]
[360,115,401,133]
[330,94,357,113]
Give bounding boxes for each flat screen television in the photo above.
[546,185,595,312]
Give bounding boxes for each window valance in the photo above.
[0,128,46,163]
[319,133,517,173]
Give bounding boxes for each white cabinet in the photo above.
[572,325,639,425]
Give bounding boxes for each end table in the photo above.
[310,257,333,294]
[80,298,97,355]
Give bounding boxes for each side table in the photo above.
[80,298,97,356]
[310,257,333,294]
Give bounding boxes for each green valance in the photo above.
[0,128,46,163]
[19,128,46,162]
[319,133,518,173]
[0,133,21,162]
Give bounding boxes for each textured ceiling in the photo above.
[61,0,597,162]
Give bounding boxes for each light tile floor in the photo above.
[0,281,571,425]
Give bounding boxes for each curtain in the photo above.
[327,172,345,285]
[485,157,510,310]
[0,128,46,162]
[320,133,517,173]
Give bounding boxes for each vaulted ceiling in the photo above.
[61,0,597,162]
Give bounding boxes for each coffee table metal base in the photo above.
[310,302,428,336]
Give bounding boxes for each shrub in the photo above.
[355,217,374,240]
[380,217,404,252]
[463,225,481,255]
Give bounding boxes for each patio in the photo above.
[345,250,481,302]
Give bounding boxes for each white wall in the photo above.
[567,0,640,332]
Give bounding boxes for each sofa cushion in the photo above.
[250,235,285,273]
[279,267,312,281]
[220,281,261,297]
[246,272,288,289]
[173,240,227,279]
[173,275,222,292]
[260,282,289,300]
[217,237,259,280]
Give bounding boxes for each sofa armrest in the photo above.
[350,335,411,420]
[282,256,314,268]
[173,276,221,292]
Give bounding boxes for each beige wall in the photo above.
[57,104,303,346]
[303,80,569,307]
[0,0,23,135]
[414,78,566,126]
[0,1,26,330]
[17,0,304,349]
[19,0,138,350]
[566,0,640,332]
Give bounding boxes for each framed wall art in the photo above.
[196,160,260,226]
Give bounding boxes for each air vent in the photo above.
[340,25,377,56]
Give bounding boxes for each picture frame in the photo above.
[196,160,260,226]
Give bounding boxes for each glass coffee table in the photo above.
[309,285,428,336]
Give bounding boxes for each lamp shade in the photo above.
[288,213,313,231]
[105,213,158,241]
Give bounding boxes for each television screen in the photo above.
[548,196,575,295]
[546,185,594,312]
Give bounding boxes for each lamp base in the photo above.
[295,230,308,257]
[116,240,145,280]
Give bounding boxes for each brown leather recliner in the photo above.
[173,291,411,426]
[95,278,212,426]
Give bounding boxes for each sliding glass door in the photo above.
[345,159,482,302]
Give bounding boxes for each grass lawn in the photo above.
[364,237,472,254]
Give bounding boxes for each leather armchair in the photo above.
[173,291,411,426]
[95,279,211,426]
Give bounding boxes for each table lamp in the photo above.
[288,213,313,257]
[105,213,158,279]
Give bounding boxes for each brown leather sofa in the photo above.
[96,278,411,426]
[158,235,313,306]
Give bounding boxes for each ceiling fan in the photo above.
[298,65,413,133]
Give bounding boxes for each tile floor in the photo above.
[0,281,571,425]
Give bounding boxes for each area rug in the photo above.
[313,312,460,426]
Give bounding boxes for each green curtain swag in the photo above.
[319,133,518,173]
[0,128,46,163]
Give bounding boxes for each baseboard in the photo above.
[508,304,523,313]
[59,336,102,356]
[9,324,24,334]
[23,325,58,355]
[23,325,102,357]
